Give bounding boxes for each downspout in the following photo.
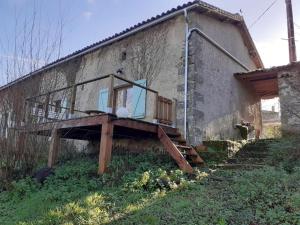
[183,8,250,140]
[188,28,250,71]
[183,9,189,140]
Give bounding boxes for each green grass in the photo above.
[0,143,300,225]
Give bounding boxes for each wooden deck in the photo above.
[20,73,204,174]
[18,114,203,174]
[21,114,179,140]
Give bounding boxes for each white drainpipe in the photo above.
[183,8,250,140]
[183,9,189,140]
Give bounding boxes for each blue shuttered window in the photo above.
[98,88,109,112]
[132,79,147,118]
[62,99,68,119]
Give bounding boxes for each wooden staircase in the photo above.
[157,126,204,173]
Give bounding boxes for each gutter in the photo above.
[183,9,250,140]
[188,28,250,71]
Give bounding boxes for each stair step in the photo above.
[171,137,186,143]
[175,145,192,150]
[182,152,198,157]
[158,125,204,173]
[189,162,203,167]
[194,145,208,152]
[158,126,194,173]
[167,132,181,138]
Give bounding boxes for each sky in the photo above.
[0,0,300,67]
[0,0,299,91]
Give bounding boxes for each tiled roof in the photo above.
[235,61,300,76]
[0,0,261,90]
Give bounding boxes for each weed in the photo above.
[0,144,299,225]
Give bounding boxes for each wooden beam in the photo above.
[48,128,61,168]
[114,74,158,94]
[108,74,115,113]
[23,101,28,123]
[98,116,114,174]
[17,132,26,157]
[28,115,109,132]
[44,93,50,119]
[26,74,111,101]
[70,85,77,114]
[157,126,193,173]
[113,119,157,133]
[154,93,159,120]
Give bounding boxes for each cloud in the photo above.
[82,11,93,21]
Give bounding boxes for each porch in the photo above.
[234,62,300,135]
[19,74,204,174]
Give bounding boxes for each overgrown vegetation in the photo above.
[0,141,299,225]
[262,124,282,139]
[267,136,300,173]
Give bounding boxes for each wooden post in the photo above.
[107,74,115,113]
[44,93,50,119]
[98,116,114,174]
[285,0,297,62]
[17,132,26,155]
[173,98,177,128]
[23,101,28,123]
[48,128,60,168]
[70,85,77,114]
[154,93,159,121]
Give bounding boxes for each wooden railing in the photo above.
[157,96,173,125]
[24,74,175,126]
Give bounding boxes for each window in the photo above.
[121,51,127,61]
[113,79,147,118]
[37,104,44,116]
[116,85,131,109]
[54,100,62,113]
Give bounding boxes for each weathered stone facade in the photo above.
[0,4,263,148]
[278,69,300,135]
[176,11,262,143]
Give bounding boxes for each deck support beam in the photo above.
[48,129,61,168]
[98,116,114,174]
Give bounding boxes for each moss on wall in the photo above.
[197,140,246,163]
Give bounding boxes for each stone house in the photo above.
[0,0,264,147]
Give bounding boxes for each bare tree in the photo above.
[110,24,169,87]
[0,1,67,187]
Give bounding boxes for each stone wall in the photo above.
[176,11,262,144]
[0,9,263,150]
[278,69,300,135]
